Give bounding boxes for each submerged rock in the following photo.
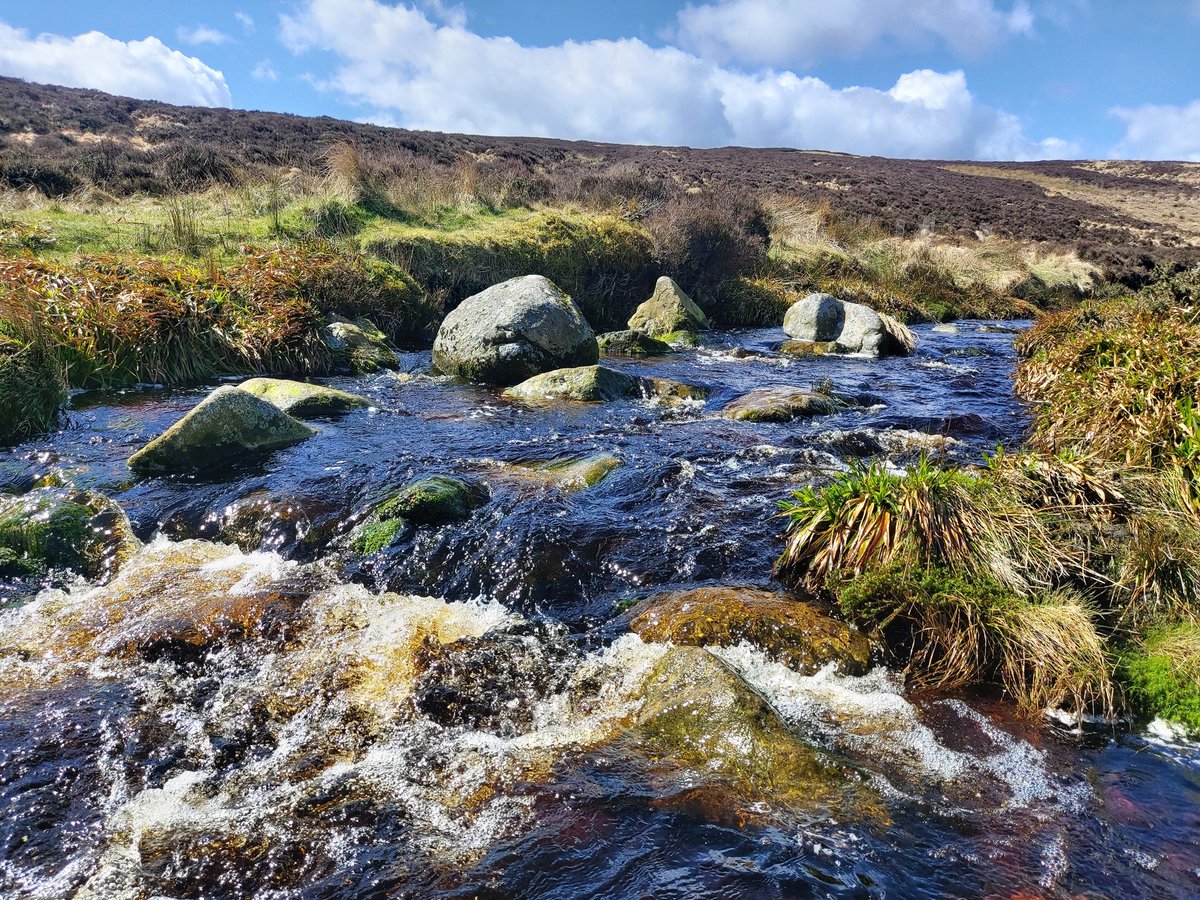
[0,487,138,580]
[379,475,488,526]
[628,276,710,339]
[128,386,317,474]
[413,620,577,737]
[721,387,837,422]
[505,453,622,492]
[237,377,370,418]
[779,339,839,356]
[324,316,399,374]
[627,647,856,809]
[432,275,598,385]
[350,517,411,555]
[597,330,674,358]
[626,586,871,675]
[783,293,915,357]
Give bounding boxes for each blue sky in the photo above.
[1,1,1198,160]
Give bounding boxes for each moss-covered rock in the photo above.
[0,335,67,446]
[779,339,839,357]
[236,377,370,418]
[0,487,138,580]
[509,453,622,492]
[504,366,706,406]
[350,517,411,555]
[627,647,858,810]
[640,377,708,404]
[721,387,837,423]
[626,586,871,675]
[503,365,639,403]
[128,385,317,474]
[323,316,399,374]
[379,475,488,525]
[628,277,710,338]
[597,330,674,358]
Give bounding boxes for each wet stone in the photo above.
[413,620,577,737]
[721,387,838,423]
[625,586,871,675]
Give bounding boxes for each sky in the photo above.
[0,0,1198,161]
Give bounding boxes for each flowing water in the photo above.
[1,323,1198,899]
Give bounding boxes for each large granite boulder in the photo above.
[0,487,138,581]
[783,293,915,357]
[628,276,710,339]
[236,378,369,418]
[127,386,317,474]
[432,275,598,385]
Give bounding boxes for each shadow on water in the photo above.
[2,322,1199,898]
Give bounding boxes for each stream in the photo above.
[1,323,1198,899]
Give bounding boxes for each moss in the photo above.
[364,209,656,330]
[0,491,90,571]
[0,335,67,445]
[350,517,409,555]
[379,475,487,525]
[1119,624,1200,736]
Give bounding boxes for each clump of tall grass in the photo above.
[775,454,1139,715]
[1120,623,1200,736]
[0,246,435,389]
[0,330,67,444]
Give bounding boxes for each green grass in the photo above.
[1120,624,1200,735]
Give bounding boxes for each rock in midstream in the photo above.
[236,377,370,418]
[432,275,598,385]
[624,586,872,675]
[127,385,317,474]
[783,292,915,357]
[627,276,711,341]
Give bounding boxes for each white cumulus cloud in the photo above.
[1110,101,1200,161]
[672,0,1034,68]
[0,22,231,107]
[176,25,232,46]
[280,0,1067,160]
[252,59,278,82]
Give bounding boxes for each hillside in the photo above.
[2,76,1198,285]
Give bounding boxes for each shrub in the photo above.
[646,190,770,301]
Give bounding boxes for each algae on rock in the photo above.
[128,385,317,474]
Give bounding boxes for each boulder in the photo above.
[432,275,598,385]
[236,377,369,418]
[127,385,317,474]
[721,387,837,423]
[597,330,674,358]
[504,365,707,406]
[503,365,640,403]
[626,587,871,675]
[323,316,399,373]
[931,323,960,334]
[628,277,710,339]
[783,293,915,357]
[378,475,488,526]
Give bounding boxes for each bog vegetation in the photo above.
[778,266,1200,730]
